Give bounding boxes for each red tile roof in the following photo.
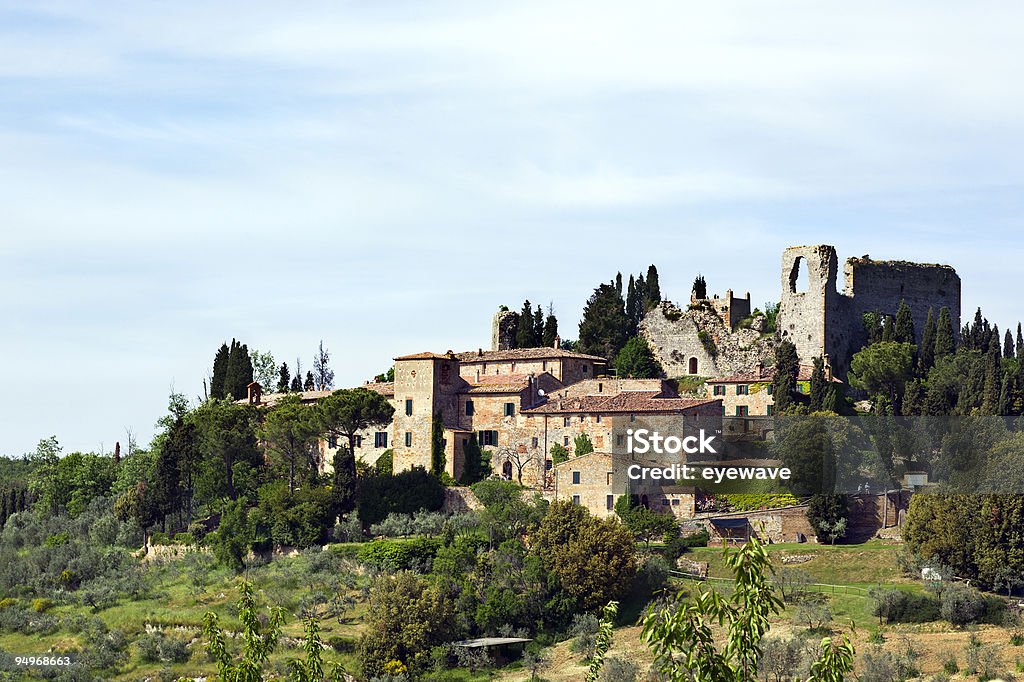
[455,347,607,363]
[524,391,719,415]
[709,365,834,384]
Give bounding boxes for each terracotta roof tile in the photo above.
[524,391,719,415]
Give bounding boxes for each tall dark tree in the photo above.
[193,400,261,503]
[625,275,640,338]
[430,411,445,477]
[894,300,915,345]
[863,312,883,346]
[313,340,335,391]
[211,343,230,400]
[982,343,1001,415]
[277,362,291,393]
[935,307,956,359]
[881,316,895,343]
[303,371,315,391]
[920,308,936,371]
[644,265,661,311]
[542,304,559,348]
[615,272,623,297]
[578,283,629,361]
[223,340,254,400]
[809,356,827,412]
[533,305,545,345]
[614,337,663,379]
[516,300,538,348]
[316,388,396,513]
[1008,329,1018,360]
[258,394,319,492]
[772,341,799,414]
[692,274,707,300]
[1017,323,1023,358]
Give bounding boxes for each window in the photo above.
[767,384,773,395]
[545,459,552,470]
[583,365,589,373]
[571,471,581,484]
[404,432,412,447]
[564,436,569,446]
[572,494,581,505]
[713,385,726,396]
[478,430,498,446]
[598,382,603,393]
[616,435,625,447]
[353,435,363,448]
[662,499,670,506]
[374,432,388,448]
[595,414,602,423]
[405,399,413,416]
[606,495,614,510]
[767,404,774,417]
[504,402,515,417]
[328,436,338,449]
[689,357,698,374]
[563,416,571,426]
[580,415,585,423]
[531,437,539,448]
[630,414,636,422]
[542,360,548,371]
[465,400,474,416]
[736,384,749,395]
[671,499,680,506]
[736,406,749,417]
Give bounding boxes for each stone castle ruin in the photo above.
[641,244,961,380]
[777,245,961,374]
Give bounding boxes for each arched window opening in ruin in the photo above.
[789,256,809,293]
[502,460,513,479]
[688,357,698,374]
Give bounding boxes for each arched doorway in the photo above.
[502,460,513,480]
[689,357,698,374]
[640,494,650,509]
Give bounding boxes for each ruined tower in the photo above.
[778,245,961,376]
[491,309,518,351]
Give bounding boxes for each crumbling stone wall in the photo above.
[641,301,777,378]
[491,310,518,351]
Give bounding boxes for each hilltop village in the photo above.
[241,243,962,536]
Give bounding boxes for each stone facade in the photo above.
[778,245,961,374]
[692,288,752,330]
[491,309,519,351]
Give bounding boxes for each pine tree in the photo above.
[277,363,291,393]
[920,308,936,371]
[303,371,315,391]
[809,357,826,412]
[863,312,883,346]
[516,300,537,348]
[614,337,663,378]
[533,305,545,344]
[894,300,915,345]
[935,307,955,359]
[772,341,799,414]
[903,380,925,416]
[211,343,230,400]
[644,265,661,311]
[290,374,302,391]
[313,340,334,391]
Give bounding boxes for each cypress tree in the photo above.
[615,272,623,298]
[578,282,629,361]
[223,339,241,399]
[935,307,955,359]
[635,274,647,310]
[625,275,639,337]
[882,316,895,343]
[430,412,445,476]
[982,343,1001,415]
[277,362,291,393]
[809,356,826,412]
[211,343,230,399]
[863,312,883,346]
[304,371,315,391]
[290,374,302,391]
[903,379,925,416]
[894,300,915,344]
[542,310,559,348]
[920,308,936,371]
[533,305,545,344]
[644,265,661,311]
[516,300,537,348]
[692,274,707,300]
[771,341,799,414]
[1017,323,1023,358]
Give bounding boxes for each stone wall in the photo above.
[641,301,777,378]
[491,310,518,351]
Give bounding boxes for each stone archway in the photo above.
[689,357,698,374]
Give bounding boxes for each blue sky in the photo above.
[3,1,1024,456]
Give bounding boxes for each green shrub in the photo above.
[722,494,800,511]
[150,532,171,546]
[873,590,941,624]
[328,635,356,653]
[941,584,985,626]
[173,532,195,546]
[357,538,441,571]
[31,598,53,613]
[357,468,445,530]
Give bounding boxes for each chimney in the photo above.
[553,334,560,349]
[478,348,483,356]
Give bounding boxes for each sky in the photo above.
[3,1,1024,456]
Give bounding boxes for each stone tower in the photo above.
[777,245,850,373]
[491,309,518,351]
